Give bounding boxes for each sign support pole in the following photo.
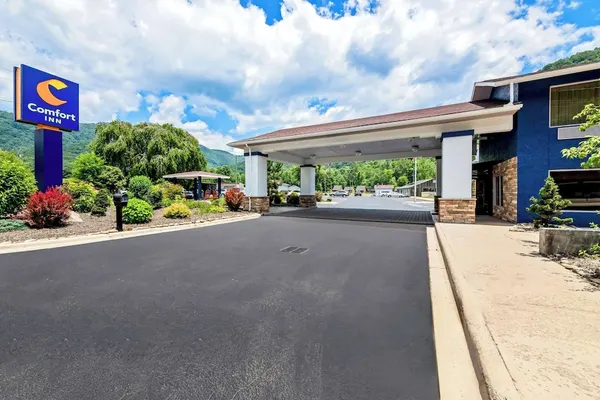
[34,127,63,191]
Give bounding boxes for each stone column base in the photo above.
[434,196,441,214]
[300,195,317,208]
[242,196,270,213]
[439,198,476,224]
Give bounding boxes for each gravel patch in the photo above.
[0,207,253,244]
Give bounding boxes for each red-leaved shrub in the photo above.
[224,188,245,211]
[22,187,74,228]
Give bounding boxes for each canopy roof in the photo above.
[163,171,229,180]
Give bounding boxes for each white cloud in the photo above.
[147,94,239,152]
[0,0,599,148]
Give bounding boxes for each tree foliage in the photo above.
[561,104,600,169]
[526,177,573,227]
[128,176,153,200]
[0,150,37,216]
[91,121,207,181]
[542,48,600,72]
[72,152,105,183]
[96,165,126,192]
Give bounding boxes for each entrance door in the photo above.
[474,166,493,215]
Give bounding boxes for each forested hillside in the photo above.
[542,47,600,71]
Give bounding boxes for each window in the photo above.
[494,176,504,207]
[550,169,600,211]
[550,80,600,127]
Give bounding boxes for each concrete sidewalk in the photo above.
[435,220,600,400]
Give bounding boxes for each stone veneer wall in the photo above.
[439,199,476,224]
[242,196,269,213]
[492,157,518,223]
[299,195,317,208]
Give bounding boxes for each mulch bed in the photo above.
[0,208,252,244]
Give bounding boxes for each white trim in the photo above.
[475,62,600,88]
[312,149,441,164]
[548,78,600,128]
[229,104,522,149]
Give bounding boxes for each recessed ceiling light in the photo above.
[412,145,420,152]
[356,150,362,156]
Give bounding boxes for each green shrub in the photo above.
[212,197,226,207]
[327,198,332,202]
[315,191,323,202]
[122,198,153,224]
[287,192,300,206]
[0,150,37,216]
[207,205,226,214]
[147,186,164,209]
[527,177,573,227]
[271,194,282,205]
[160,182,184,200]
[163,203,191,219]
[128,176,152,199]
[63,178,95,200]
[95,165,125,192]
[72,152,104,183]
[0,219,29,233]
[73,195,95,213]
[91,189,111,216]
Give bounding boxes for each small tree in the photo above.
[128,176,152,199]
[95,165,125,192]
[72,152,105,183]
[527,177,573,227]
[562,104,600,169]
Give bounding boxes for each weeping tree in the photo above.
[91,121,206,181]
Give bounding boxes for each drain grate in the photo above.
[280,246,309,254]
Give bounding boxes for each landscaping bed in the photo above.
[0,208,251,244]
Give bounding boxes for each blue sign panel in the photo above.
[14,64,79,131]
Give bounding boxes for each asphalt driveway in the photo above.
[0,217,437,400]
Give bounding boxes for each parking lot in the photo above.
[0,216,437,400]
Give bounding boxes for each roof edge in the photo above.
[229,103,521,149]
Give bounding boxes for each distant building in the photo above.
[397,178,437,197]
[332,185,343,191]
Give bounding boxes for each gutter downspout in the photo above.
[245,144,251,212]
[509,81,515,105]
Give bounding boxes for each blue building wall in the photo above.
[516,70,600,226]
[478,116,518,163]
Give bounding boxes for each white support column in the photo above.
[441,131,473,199]
[300,165,316,195]
[439,130,476,223]
[436,157,442,197]
[244,152,268,212]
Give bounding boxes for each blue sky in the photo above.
[1,0,600,151]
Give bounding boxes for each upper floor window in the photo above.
[550,80,600,127]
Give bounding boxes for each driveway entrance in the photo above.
[0,217,437,400]
[269,196,434,225]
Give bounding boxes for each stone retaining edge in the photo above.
[434,222,522,400]
[0,214,261,255]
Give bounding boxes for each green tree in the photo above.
[281,165,300,186]
[128,176,153,199]
[542,48,600,71]
[96,165,126,192]
[91,121,206,181]
[267,161,283,196]
[0,150,37,216]
[526,177,573,227]
[396,175,409,187]
[72,152,105,183]
[562,104,600,169]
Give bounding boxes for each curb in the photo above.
[434,222,522,400]
[0,214,261,255]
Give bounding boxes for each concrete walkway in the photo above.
[435,220,600,400]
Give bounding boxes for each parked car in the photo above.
[355,190,363,196]
[183,190,194,199]
[332,190,349,197]
[379,190,402,198]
